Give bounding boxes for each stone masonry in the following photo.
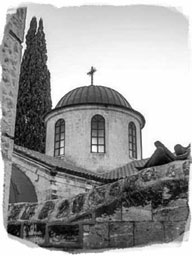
[0,8,27,226]
[7,160,190,250]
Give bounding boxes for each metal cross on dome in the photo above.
[87,66,96,86]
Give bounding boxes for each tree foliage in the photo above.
[14,17,52,153]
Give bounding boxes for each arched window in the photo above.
[91,115,105,153]
[129,122,137,158]
[54,119,65,156]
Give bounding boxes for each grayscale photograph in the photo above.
[0,2,191,253]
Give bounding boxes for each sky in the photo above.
[0,1,192,256]
[22,3,191,158]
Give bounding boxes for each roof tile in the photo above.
[13,145,148,182]
[13,145,106,182]
[101,158,149,180]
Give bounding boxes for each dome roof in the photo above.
[55,85,132,110]
[45,85,145,128]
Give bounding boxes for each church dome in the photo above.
[45,83,146,172]
[55,85,132,110]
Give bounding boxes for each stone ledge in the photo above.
[122,203,152,221]
[153,206,189,222]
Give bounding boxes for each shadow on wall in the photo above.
[9,164,37,203]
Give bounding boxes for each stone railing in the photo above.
[7,160,190,250]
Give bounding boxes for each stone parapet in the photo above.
[7,160,190,249]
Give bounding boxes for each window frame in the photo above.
[91,115,105,153]
[54,119,65,157]
[129,122,137,159]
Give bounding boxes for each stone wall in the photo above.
[7,160,190,250]
[0,8,27,225]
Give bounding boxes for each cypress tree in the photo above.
[14,17,52,153]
